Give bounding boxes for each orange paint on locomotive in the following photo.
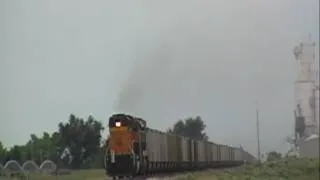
[109,127,133,154]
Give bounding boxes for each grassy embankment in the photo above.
[175,157,319,180]
[27,169,104,180]
[3,157,319,180]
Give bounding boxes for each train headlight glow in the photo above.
[115,122,121,127]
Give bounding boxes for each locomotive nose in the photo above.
[105,154,135,177]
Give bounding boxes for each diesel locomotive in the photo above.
[105,114,147,178]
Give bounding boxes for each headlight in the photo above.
[115,122,121,127]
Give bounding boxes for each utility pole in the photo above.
[256,101,261,164]
[312,87,317,134]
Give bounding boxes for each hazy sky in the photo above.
[1,0,319,156]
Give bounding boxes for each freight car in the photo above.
[104,113,256,179]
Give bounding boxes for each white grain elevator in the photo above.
[293,37,319,138]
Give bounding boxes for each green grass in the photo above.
[174,158,319,180]
[4,169,106,180]
[2,158,318,180]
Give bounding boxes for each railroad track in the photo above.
[105,165,242,180]
[105,173,176,180]
[104,176,169,180]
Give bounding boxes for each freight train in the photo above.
[104,113,256,179]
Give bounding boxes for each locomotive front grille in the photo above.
[106,154,135,176]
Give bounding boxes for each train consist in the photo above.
[105,113,256,179]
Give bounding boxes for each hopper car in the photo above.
[104,113,256,179]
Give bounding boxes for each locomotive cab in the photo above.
[105,114,147,178]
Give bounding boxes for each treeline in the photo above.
[0,114,105,169]
[0,114,208,169]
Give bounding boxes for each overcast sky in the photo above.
[1,0,319,156]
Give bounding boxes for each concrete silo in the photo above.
[292,36,319,159]
[293,38,318,138]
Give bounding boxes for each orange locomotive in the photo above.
[105,114,147,179]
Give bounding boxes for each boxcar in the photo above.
[211,143,219,161]
[148,129,164,161]
[197,141,206,162]
[204,142,211,162]
[228,146,234,161]
[188,139,195,162]
[167,134,177,162]
[242,150,257,163]
[220,145,229,161]
[181,136,189,162]
[145,128,170,171]
[234,147,243,161]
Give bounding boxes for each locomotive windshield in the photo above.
[108,114,147,130]
[108,114,133,128]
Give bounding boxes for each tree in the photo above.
[0,141,7,163]
[168,116,208,140]
[23,132,62,164]
[6,145,22,163]
[266,151,282,161]
[58,114,104,169]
